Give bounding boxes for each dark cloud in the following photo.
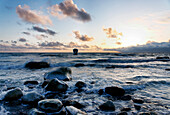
[33,26,56,36]
[104,40,170,53]
[16,5,52,25]
[0,40,3,42]
[73,31,94,41]
[103,27,123,38]
[49,0,91,22]
[11,40,17,44]
[38,41,65,47]
[19,38,27,42]
[22,32,31,35]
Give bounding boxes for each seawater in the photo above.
[0,53,169,114]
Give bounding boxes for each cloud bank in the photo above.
[32,26,56,36]
[73,31,94,41]
[19,38,27,42]
[49,0,91,22]
[16,5,52,25]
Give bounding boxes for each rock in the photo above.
[73,48,78,55]
[62,100,85,109]
[133,98,144,104]
[156,56,169,60]
[117,112,128,115]
[3,88,23,101]
[24,80,39,85]
[121,107,131,111]
[138,112,151,115]
[38,99,63,112]
[134,104,141,110]
[74,63,85,67]
[165,68,170,71]
[65,106,87,115]
[22,92,44,104]
[105,86,125,96]
[44,67,72,81]
[25,62,50,69]
[75,81,86,89]
[41,80,50,88]
[28,108,46,115]
[45,78,68,92]
[99,100,115,111]
[98,89,104,95]
[121,95,132,101]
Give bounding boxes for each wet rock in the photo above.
[121,95,132,101]
[138,112,151,115]
[117,111,128,115]
[105,86,125,96]
[6,87,16,91]
[99,100,115,111]
[156,56,169,59]
[75,81,86,89]
[134,104,141,110]
[65,106,87,115]
[74,63,85,67]
[3,88,23,101]
[62,100,85,109]
[24,80,39,85]
[22,92,44,104]
[133,98,144,104]
[41,80,50,88]
[98,89,104,95]
[28,108,46,115]
[121,107,131,111]
[44,67,72,81]
[165,68,170,71]
[45,78,68,92]
[73,48,78,55]
[25,62,50,69]
[38,99,63,112]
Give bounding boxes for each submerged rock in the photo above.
[65,106,87,115]
[121,95,132,101]
[22,92,44,104]
[133,98,144,104]
[45,78,68,92]
[99,100,115,111]
[38,99,63,112]
[24,80,39,85]
[105,86,125,96]
[75,81,86,89]
[156,56,169,60]
[62,100,85,109]
[44,67,72,81]
[134,104,141,110]
[28,108,46,115]
[117,112,128,115]
[121,107,131,112]
[41,80,49,88]
[74,63,85,67]
[3,88,23,101]
[98,89,104,95]
[165,68,170,71]
[25,62,50,69]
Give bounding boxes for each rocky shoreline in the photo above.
[0,63,169,115]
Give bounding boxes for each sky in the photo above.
[0,0,170,52]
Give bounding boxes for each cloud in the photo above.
[16,5,52,25]
[35,34,48,40]
[49,0,91,22]
[103,27,123,38]
[19,38,27,42]
[11,40,17,44]
[104,40,170,53]
[38,41,65,47]
[22,32,31,35]
[73,31,94,41]
[32,26,56,36]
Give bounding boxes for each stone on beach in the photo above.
[75,81,86,89]
[99,100,115,111]
[38,99,63,112]
[44,67,72,81]
[25,62,50,69]
[132,98,144,104]
[45,78,68,92]
[3,88,23,101]
[65,106,87,115]
[105,86,125,96]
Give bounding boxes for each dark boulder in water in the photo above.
[73,48,78,55]
[156,56,169,60]
[3,88,23,101]
[105,86,125,96]
[121,107,131,112]
[120,95,132,101]
[99,100,115,111]
[75,81,86,89]
[44,67,72,81]
[165,68,170,71]
[74,63,85,67]
[134,104,141,110]
[24,80,39,85]
[45,78,68,92]
[132,98,144,104]
[117,111,128,115]
[25,62,50,69]
[98,89,104,95]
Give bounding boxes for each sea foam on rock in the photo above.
[45,78,68,92]
[3,88,23,101]
[25,62,50,69]
[38,99,63,112]
[105,86,125,96]
[44,67,72,81]
[65,106,87,115]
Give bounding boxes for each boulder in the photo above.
[99,100,115,111]
[45,78,68,92]
[74,63,85,67]
[22,92,44,104]
[38,99,63,112]
[120,95,132,101]
[134,104,141,110]
[3,88,23,101]
[156,56,169,60]
[133,98,144,104]
[24,80,39,85]
[65,106,87,115]
[28,108,46,115]
[75,81,86,89]
[25,62,50,69]
[165,68,170,71]
[121,107,131,111]
[44,67,72,81]
[98,89,104,95]
[62,100,85,109]
[105,86,125,96]
[117,112,128,115]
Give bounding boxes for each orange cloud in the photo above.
[103,27,122,38]
[73,31,94,42]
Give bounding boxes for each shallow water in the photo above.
[0,53,169,114]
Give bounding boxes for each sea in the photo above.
[0,52,169,114]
